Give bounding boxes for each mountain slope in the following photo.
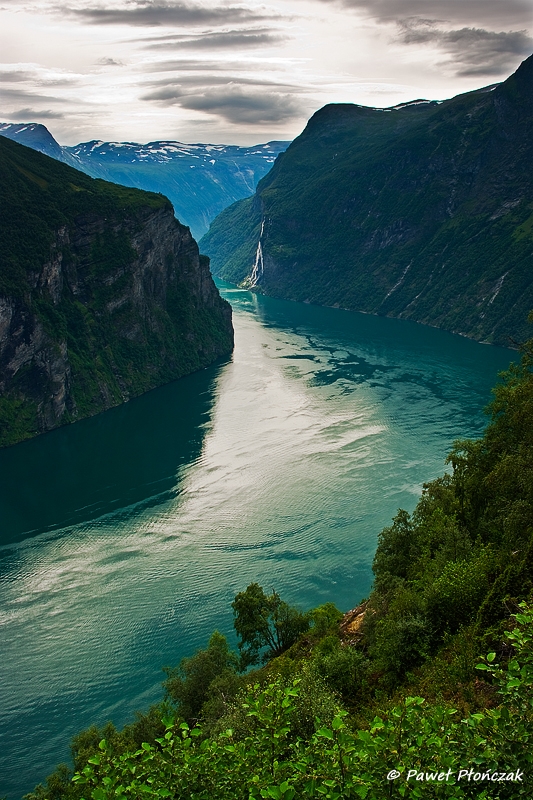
[0,135,233,447]
[201,55,533,347]
[0,122,77,166]
[65,140,289,241]
[0,124,289,239]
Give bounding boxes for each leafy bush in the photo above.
[426,549,493,633]
[308,604,344,638]
[370,611,433,683]
[232,584,310,668]
[163,631,240,723]
[310,636,369,698]
[72,602,533,799]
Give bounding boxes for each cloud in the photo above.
[396,21,533,75]
[142,58,238,71]
[0,70,35,82]
[0,65,77,88]
[178,87,302,123]
[142,28,287,50]
[0,86,67,104]
[332,0,533,29]
[143,68,301,88]
[60,1,275,27]
[2,107,64,119]
[141,80,303,123]
[96,57,124,65]
[310,0,533,78]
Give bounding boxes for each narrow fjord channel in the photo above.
[0,281,514,798]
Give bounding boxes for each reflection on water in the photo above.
[0,367,222,545]
[0,281,514,798]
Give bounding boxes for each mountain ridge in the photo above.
[0,123,289,239]
[201,55,533,348]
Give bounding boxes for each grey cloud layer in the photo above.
[397,22,533,75]
[320,0,533,77]
[141,64,305,123]
[96,57,124,65]
[0,70,36,82]
[142,28,287,49]
[2,107,64,118]
[0,68,85,122]
[144,71,301,87]
[336,0,533,28]
[0,85,68,103]
[62,1,276,27]
[177,86,301,122]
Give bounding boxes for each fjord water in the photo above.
[0,281,514,798]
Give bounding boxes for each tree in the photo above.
[232,583,309,668]
[163,631,239,721]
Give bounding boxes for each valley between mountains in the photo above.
[3,51,533,800]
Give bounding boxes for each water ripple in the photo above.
[0,282,514,799]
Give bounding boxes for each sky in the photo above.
[1,0,533,145]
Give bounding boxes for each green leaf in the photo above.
[263,788,281,800]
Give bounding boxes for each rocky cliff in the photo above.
[0,136,233,447]
[201,54,533,348]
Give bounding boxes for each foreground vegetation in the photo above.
[24,332,533,798]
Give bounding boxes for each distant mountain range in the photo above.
[0,123,289,239]
[201,54,533,348]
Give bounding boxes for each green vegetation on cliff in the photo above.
[24,328,533,798]
[0,136,233,447]
[201,54,533,347]
[0,135,167,299]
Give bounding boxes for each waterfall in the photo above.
[249,219,265,287]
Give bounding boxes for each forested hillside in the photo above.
[25,327,533,798]
[202,54,533,348]
[0,136,233,447]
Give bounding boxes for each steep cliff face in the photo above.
[201,54,533,347]
[0,136,233,447]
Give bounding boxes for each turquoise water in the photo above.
[0,281,514,797]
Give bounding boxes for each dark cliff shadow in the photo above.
[0,360,227,547]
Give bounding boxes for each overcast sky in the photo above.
[1,0,532,145]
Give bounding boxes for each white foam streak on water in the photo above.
[0,285,514,798]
